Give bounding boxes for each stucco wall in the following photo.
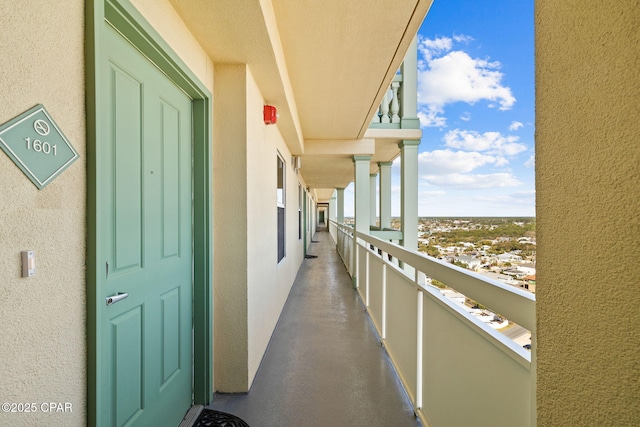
[213,64,306,391]
[130,0,213,92]
[536,1,640,425]
[213,64,250,392]
[0,1,213,425]
[0,2,86,426]
[246,68,306,383]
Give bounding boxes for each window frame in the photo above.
[277,153,286,263]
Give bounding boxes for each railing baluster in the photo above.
[371,105,381,124]
[380,90,391,123]
[391,81,401,123]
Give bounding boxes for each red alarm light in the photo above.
[264,105,278,125]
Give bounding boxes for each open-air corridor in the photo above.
[208,229,421,426]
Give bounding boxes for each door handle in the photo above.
[106,292,129,306]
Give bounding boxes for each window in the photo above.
[277,154,285,262]
[298,184,302,240]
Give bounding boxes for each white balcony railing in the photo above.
[332,221,354,274]
[329,220,536,427]
[371,75,403,125]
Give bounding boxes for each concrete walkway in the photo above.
[208,229,421,426]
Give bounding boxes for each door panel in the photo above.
[99,23,193,427]
[160,287,181,384]
[112,307,143,426]
[112,65,143,273]
[160,100,181,259]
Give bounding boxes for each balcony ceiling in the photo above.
[168,0,431,200]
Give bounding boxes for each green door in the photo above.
[98,23,193,426]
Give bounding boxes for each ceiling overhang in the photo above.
[167,0,432,200]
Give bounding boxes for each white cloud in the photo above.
[476,190,536,206]
[417,35,516,128]
[418,36,453,62]
[421,172,522,189]
[460,112,472,121]
[443,129,527,156]
[509,121,524,131]
[453,34,474,44]
[418,149,503,175]
[418,50,515,109]
[510,190,536,199]
[420,190,447,197]
[525,154,535,168]
[418,108,446,128]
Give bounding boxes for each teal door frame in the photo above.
[303,190,308,256]
[85,0,213,424]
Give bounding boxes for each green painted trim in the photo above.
[104,0,210,100]
[368,123,401,130]
[86,1,214,424]
[303,190,308,256]
[400,117,421,129]
[84,1,101,424]
[398,139,421,148]
[192,97,214,405]
[352,155,372,163]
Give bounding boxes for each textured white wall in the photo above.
[246,68,306,383]
[213,65,306,391]
[0,1,213,425]
[130,0,213,92]
[536,1,640,425]
[0,2,86,426]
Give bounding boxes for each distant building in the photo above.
[496,253,523,263]
[454,255,482,271]
[523,275,536,293]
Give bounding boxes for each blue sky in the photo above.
[344,1,535,217]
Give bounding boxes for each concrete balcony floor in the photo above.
[208,229,421,426]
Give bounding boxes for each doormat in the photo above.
[179,405,249,427]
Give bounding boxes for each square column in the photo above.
[399,140,420,251]
[329,192,337,224]
[378,162,393,229]
[353,156,372,236]
[336,188,345,224]
[352,155,371,287]
[400,36,419,129]
[370,173,378,227]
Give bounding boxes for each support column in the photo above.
[400,36,420,129]
[329,193,337,225]
[352,155,371,288]
[370,173,377,228]
[399,141,420,251]
[213,64,249,391]
[336,188,345,224]
[378,161,392,230]
[328,193,336,244]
